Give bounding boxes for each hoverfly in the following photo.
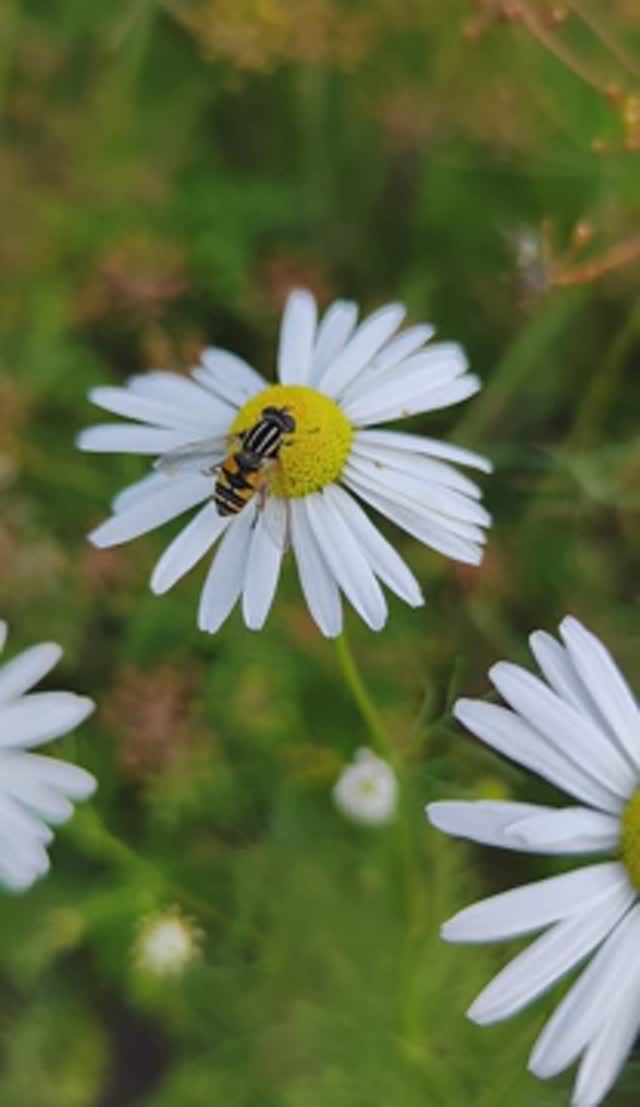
[156,405,296,523]
[213,405,295,516]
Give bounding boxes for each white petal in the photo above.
[0,821,51,891]
[343,342,468,421]
[454,699,623,813]
[0,643,63,705]
[428,800,547,848]
[88,385,223,434]
[572,954,640,1107]
[467,876,634,1025]
[310,300,358,384]
[0,789,54,844]
[89,474,211,548]
[506,807,620,853]
[289,500,342,637]
[318,303,406,399]
[356,428,492,473]
[304,493,387,631]
[77,424,201,455]
[530,903,640,1080]
[345,455,491,528]
[150,502,230,595]
[196,350,266,408]
[343,466,488,545]
[351,439,485,502]
[427,800,617,855]
[112,472,168,514]
[529,630,602,720]
[4,776,73,824]
[0,693,94,750]
[197,506,255,633]
[127,369,237,425]
[153,437,227,478]
[2,757,94,824]
[560,616,640,773]
[12,753,97,801]
[339,328,437,401]
[371,324,435,372]
[241,499,286,630]
[343,373,482,426]
[441,861,627,944]
[343,474,484,566]
[490,662,635,801]
[277,290,317,386]
[327,484,423,608]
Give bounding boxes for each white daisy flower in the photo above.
[427,616,640,1107]
[78,290,491,637]
[333,747,398,825]
[0,621,96,892]
[133,908,201,976]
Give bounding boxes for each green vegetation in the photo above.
[1,1,640,1103]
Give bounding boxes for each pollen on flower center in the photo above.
[230,384,353,498]
[620,790,640,890]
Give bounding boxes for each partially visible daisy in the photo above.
[0,621,96,891]
[333,747,397,825]
[428,616,640,1107]
[78,290,491,637]
[133,907,202,977]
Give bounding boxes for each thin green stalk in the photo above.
[333,631,428,1059]
[334,632,393,758]
[567,298,640,449]
[525,296,640,521]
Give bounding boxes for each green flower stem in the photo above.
[334,632,394,759]
[568,297,640,449]
[333,631,426,1054]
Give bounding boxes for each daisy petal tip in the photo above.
[439,916,466,943]
[527,1053,550,1080]
[406,585,425,609]
[425,802,447,830]
[452,697,474,725]
[318,622,343,640]
[466,999,492,1026]
[528,629,547,650]
[71,695,96,726]
[78,771,98,800]
[487,660,509,684]
[149,569,173,597]
[558,614,585,639]
[87,522,112,549]
[288,287,317,309]
[75,429,93,452]
[44,642,64,665]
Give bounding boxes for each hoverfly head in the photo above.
[261,406,296,435]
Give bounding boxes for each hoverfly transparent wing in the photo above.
[154,436,228,477]
[257,493,289,553]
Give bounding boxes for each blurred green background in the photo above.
[2,0,640,1103]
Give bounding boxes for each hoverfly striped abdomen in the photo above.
[213,406,296,517]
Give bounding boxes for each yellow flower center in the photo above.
[620,790,640,890]
[230,384,353,498]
